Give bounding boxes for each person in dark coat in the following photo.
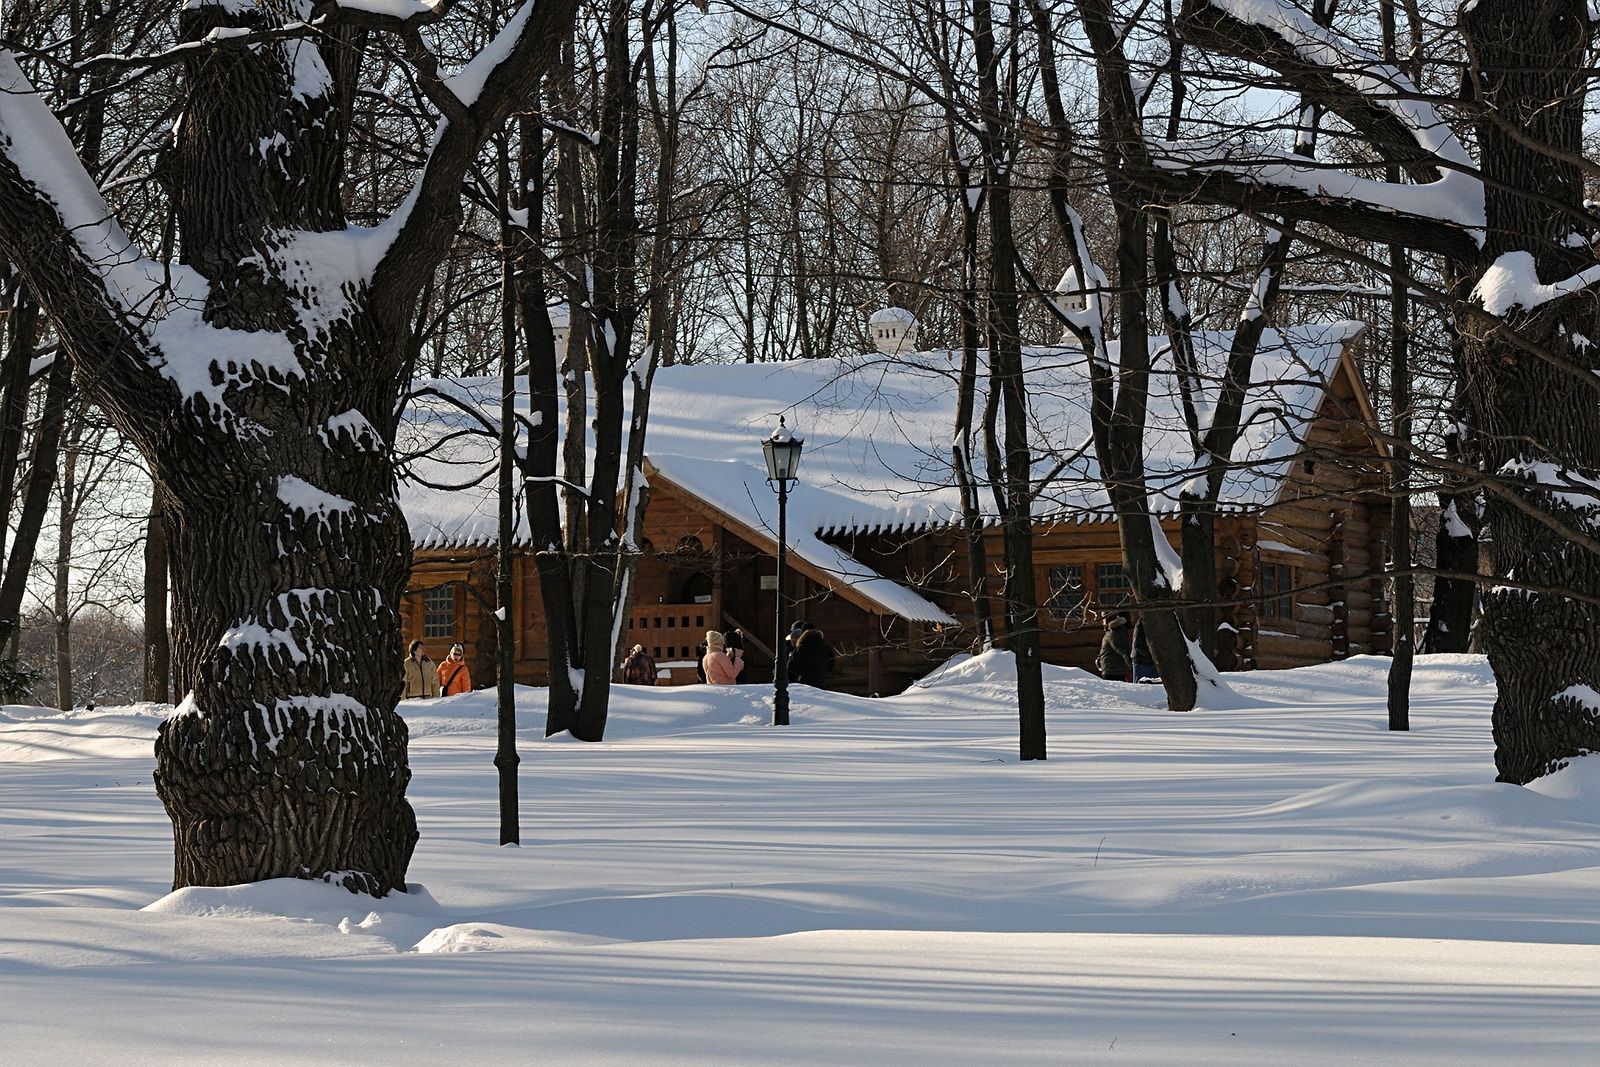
[621,644,657,685]
[1131,617,1160,683]
[782,619,808,682]
[1095,615,1132,681]
[786,621,835,688]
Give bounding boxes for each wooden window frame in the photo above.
[1260,562,1295,622]
[423,585,456,639]
[1046,564,1087,622]
[1096,562,1131,609]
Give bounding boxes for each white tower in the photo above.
[1055,267,1088,314]
[547,302,571,362]
[868,307,918,355]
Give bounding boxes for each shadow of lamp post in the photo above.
[762,417,804,726]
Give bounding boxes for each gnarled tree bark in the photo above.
[0,0,577,893]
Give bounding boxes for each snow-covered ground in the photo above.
[4,653,1599,1064]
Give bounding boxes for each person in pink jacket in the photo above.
[701,630,744,685]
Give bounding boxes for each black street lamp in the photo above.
[762,417,804,726]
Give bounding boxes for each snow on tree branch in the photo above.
[0,51,334,428]
[1168,0,1485,251]
[1472,251,1600,317]
[322,0,447,18]
[1146,136,1484,242]
[372,0,577,309]
[1195,0,1469,173]
[1128,144,1482,260]
[0,53,164,321]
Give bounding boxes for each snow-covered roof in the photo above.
[641,320,1363,533]
[868,306,917,325]
[396,321,1364,622]
[396,381,505,552]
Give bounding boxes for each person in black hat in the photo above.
[786,619,835,688]
[785,620,808,670]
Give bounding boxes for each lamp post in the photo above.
[762,417,804,726]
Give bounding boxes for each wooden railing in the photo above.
[626,603,710,684]
[623,604,782,685]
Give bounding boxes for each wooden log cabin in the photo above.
[396,318,1390,694]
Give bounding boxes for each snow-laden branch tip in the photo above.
[0,52,163,319]
[1053,204,1114,362]
[1472,251,1600,318]
[1147,513,1184,593]
[1498,458,1600,515]
[524,474,591,498]
[328,0,447,18]
[544,118,602,148]
[445,2,537,107]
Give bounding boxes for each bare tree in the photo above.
[519,0,711,741]
[1126,0,1600,782]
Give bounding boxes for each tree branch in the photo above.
[371,0,580,317]
[1128,147,1482,261]
[0,53,167,431]
[1178,0,1466,184]
[1151,0,1485,260]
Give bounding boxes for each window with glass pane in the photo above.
[1047,565,1086,621]
[423,586,455,638]
[1097,563,1131,608]
[1261,563,1294,621]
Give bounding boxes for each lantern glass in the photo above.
[762,424,804,484]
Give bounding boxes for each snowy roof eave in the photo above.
[644,458,958,626]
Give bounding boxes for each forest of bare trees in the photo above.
[2,0,1595,891]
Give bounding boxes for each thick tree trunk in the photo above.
[153,368,418,892]
[2,0,576,894]
[1460,0,1600,783]
[140,7,419,893]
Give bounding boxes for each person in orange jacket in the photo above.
[437,642,472,696]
